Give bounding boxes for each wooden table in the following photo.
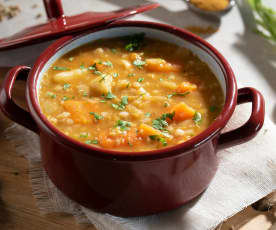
[0,67,273,230]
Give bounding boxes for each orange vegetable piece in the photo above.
[138,124,164,137]
[170,102,195,122]
[176,82,197,93]
[98,128,142,148]
[63,100,99,124]
[145,58,182,72]
[129,53,141,62]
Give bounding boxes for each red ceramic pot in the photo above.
[0,21,265,217]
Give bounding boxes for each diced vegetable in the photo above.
[145,58,182,72]
[63,100,98,124]
[176,82,197,93]
[170,102,195,121]
[89,74,113,96]
[53,69,87,83]
[139,123,165,137]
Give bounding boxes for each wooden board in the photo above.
[0,67,274,230]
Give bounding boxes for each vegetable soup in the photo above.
[39,34,224,152]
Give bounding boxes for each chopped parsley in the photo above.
[113,73,119,78]
[137,77,144,82]
[105,91,116,100]
[115,120,132,131]
[128,73,136,77]
[83,92,88,97]
[63,83,71,90]
[210,105,218,112]
[124,33,145,52]
[85,140,98,144]
[47,92,56,99]
[168,91,190,99]
[95,71,103,76]
[79,132,88,138]
[68,57,74,62]
[112,96,128,111]
[102,61,113,67]
[62,96,70,101]
[164,102,169,108]
[193,112,202,127]
[53,66,70,71]
[152,112,175,132]
[149,135,167,146]
[89,112,103,120]
[133,59,146,68]
[88,63,97,71]
[80,64,86,69]
[145,112,151,117]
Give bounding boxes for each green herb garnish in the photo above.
[80,64,86,69]
[164,102,169,108]
[111,96,128,111]
[105,91,116,100]
[85,140,98,144]
[124,33,145,51]
[83,92,88,97]
[128,73,136,77]
[53,66,70,71]
[133,59,146,68]
[168,91,190,99]
[47,92,56,99]
[89,112,103,120]
[62,96,70,101]
[115,120,132,131]
[248,0,276,43]
[80,132,88,138]
[145,112,151,117]
[193,112,202,127]
[137,77,144,82]
[68,57,74,62]
[113,73,119,78]
[102,61,113,67]
[149,135,167,146]
[63,83,71,90]
[88,63,97,71]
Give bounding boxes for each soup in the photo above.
[39,34,224,152]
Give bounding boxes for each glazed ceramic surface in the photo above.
[0,21,265,217]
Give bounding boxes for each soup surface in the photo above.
[39,34,224,152]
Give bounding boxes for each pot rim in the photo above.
[27,20,237,161]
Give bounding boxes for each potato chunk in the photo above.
[89,74,113,96]
[53,69,87,83]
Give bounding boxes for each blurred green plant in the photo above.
[248,0,276,42]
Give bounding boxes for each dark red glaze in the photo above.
[0,0,159,51]
[0,21,265,217]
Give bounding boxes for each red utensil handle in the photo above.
[0,66,38,133]
[43,0,64,19]
[218,87,265,149]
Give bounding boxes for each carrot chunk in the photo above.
[170,102,195,122]
[176,82,197,93]
[129,53,141,62]
[63,100,98,124]
[98,128,142,148]
[145,58,182,72]
[138,124,164,137]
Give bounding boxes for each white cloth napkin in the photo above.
[5,101,276,230]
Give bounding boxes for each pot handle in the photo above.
[218,87,265,149]
[43,0,64,19]
[0,66,38,133]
